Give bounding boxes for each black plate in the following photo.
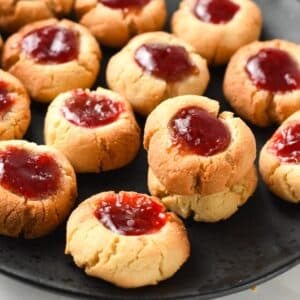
[1,0,300,299]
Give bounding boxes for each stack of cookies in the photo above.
[144,95,258,222]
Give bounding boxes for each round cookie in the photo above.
[259,111,300,203]
[107,31,210,116]
[0,140,77,238]
[171,0,262,65]
[224,39,300,127]
[148,166,257,222]
[44,87,141,173]
[0,70,31,140]
[144,95,256,196]
[2,18,101,103]
[65,191,190,288]
[75,0,167,48]
[0,0,74,33]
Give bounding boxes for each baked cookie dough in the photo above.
[65,191,190,288]
[2,18,101,103]
[107,31,209,115]
[0,70,31,140]
[171,0,262,65]
[148,166,257,222]
[224,39,300,127]
[0,140,77,238]
[0,0,74,33]
[45,87,140,173]
[144,95,256,195]
[75,0,167,48]
[259,111,300,203]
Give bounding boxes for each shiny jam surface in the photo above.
[194,0,240,24]
[269,123,300,163]
[94,192,168,236]
[0,81,14,114]
[134,43,196,82]
[0,147,60,199]
[61,90,125,128]
[22,25,79,64]
[245,48,300,93]
[169,106,231,156]
[100,0,150,9]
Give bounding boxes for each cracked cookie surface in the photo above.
[65,191,190,288]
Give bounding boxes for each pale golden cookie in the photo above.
[0,140,77,239]
[0,0,74,33]
[224,39,300,127]
[0,70,31,140]
[171,0,262,65]
[65,191,190,288]
[75,0,167,48]
[2,19,101,103]
[45,87,141,173]
[144,95,256,195]
[107,31,210,116]
[259,111,300,203]
[148,166,257,222]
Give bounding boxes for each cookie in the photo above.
[44,87,141,173]
[65,191,190,288]
[0,0,73,33]
[224,39,300,127]
[171,0,262,65]
[144,95,256,195]
[2,18,101,103]
[259,111,300,203]
[0,140,77,238]
[148,166,257,222]
[75,0,167,48]
[107,31,210,116]
[0,70,31,140]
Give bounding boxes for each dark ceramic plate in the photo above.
[1,0,300,299]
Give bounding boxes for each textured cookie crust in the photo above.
[144,95,256,195]
[0,0,74,33]
[45,87,141,173]
[75,0,167,48]
[259,111,300,203]
[224,39,300,127]
[107,31,210,116]
[65,191,190,288]
[2,18,101,103]
[171,0,262,65]
[148,166,257,222]
[0,140,77,239]
[0,70,31,140]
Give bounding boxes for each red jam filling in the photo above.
[94,192,168,236]
[100,0,150,9]
[61,90,125,128]
[0,81,14,114]
[169,106,231,156]
[21,25,79,64]
[194,0,240,24]
[269,123,300,163]
[134,43,196,82]
[0,147,60,199]
[245,48,300,93]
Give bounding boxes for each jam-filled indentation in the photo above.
[0,81,14,114]
[100,0,150,9]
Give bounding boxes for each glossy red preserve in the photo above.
[169,106,231,156]
[0,147,60,199]
[22,25,79,64]
[0,81,14,114]
[100,0,150,9]
[134,43,196,82]
[194,0,240,24]
[245,48,300,93]
[61,90,125,128]
[94,192,168,236]
[269,122,300,163]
